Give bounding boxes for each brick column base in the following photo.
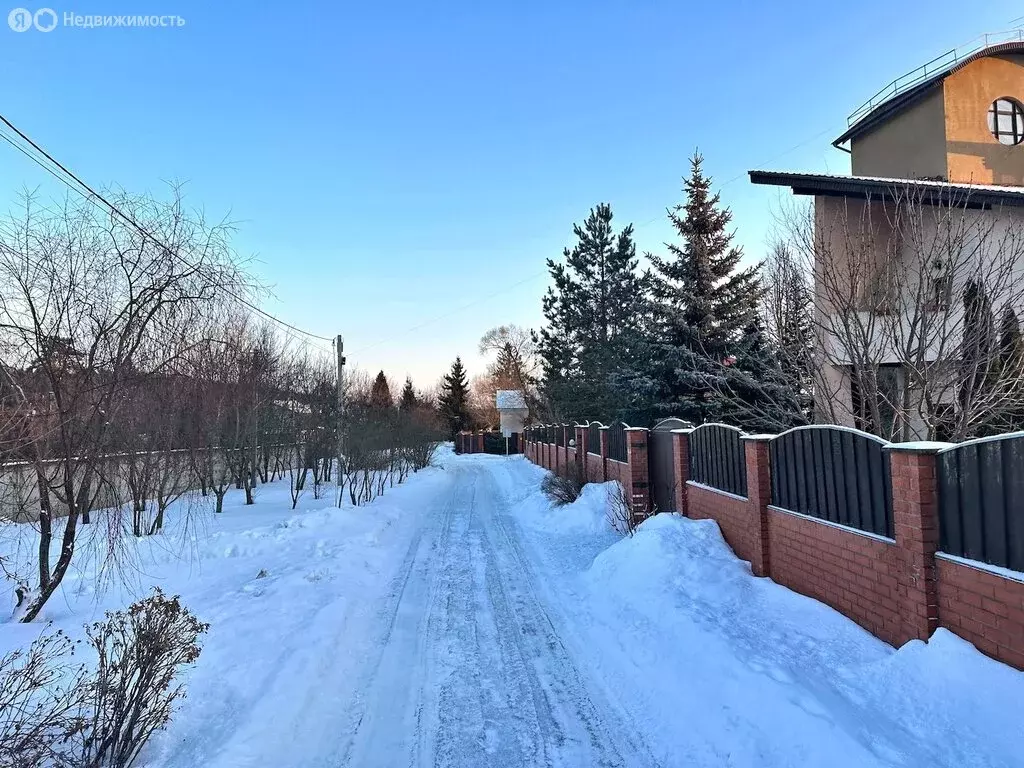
[887,444,943,643]
[626,427,651,526]
[742,435,773,578]
[671,428,693,517]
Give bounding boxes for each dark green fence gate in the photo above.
[649,418,693,513]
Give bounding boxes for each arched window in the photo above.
[987,97,1024,146]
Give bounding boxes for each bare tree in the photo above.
[477,324,541,420]
[0,188,245,621]
[780,186,1024,441]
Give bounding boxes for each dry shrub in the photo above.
[607,481,639,537]
[541,463,586,506]
[78,588,208,768]
[0,631,89,768]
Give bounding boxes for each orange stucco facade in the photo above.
[850,52,1024,186]
[944,53,1024,185]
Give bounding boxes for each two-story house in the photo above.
[751,33,1024,441]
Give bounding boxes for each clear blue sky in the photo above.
[1,1,1020,388]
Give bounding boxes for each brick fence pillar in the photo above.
[476,432,485,454]
[625,427,651,526]
[671,428,693,517]
[599,427,610,482]
[887,443,944,644]
[741,434,774,578]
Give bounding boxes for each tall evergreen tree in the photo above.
[536,203,646,421]
[399,376,417,412]
[369,370,393,410]
[439,357,471,437]
[646,152,762,423]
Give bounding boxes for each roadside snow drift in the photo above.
[565,504,1024,767]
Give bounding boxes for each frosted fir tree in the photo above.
[536,203,646,421]
[646,152,761,424]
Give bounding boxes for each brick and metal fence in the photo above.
[521,421,1024,671]
[455,430,520,456]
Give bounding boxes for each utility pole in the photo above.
[335,334,345,506]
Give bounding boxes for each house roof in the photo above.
[748,170,1024,208]
[495,390,527,410]
[835,39,1024,149]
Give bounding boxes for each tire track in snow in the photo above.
[339,469,467,767]
[473,464,661,767]
[341,459,660,767]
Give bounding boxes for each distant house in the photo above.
[495,390,528,437]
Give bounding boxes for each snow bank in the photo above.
[516,476,616,536]
[0,465,453,767]
[571,511,1024,767]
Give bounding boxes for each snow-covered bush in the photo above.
[541,463,586,506]
[78,589,208,768]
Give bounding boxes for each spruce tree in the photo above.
[537,203,646,421]
[647,152,762,424]
[369,370,393,410]
[399,376,417,412]
[439,357,471,437]
[719,318,805,432]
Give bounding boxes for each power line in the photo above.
[0,113,334,345]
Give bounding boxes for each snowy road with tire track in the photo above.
[341,459,658,767]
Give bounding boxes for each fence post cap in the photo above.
[670,427,694,434]
[623,426,647,433]
[741,434,775,442]
[884,440,954,454]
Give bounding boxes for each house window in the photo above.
[987,98,1024,146]
[927,274,952,310]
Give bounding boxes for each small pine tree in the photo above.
[370,370,393,410]
[399,376,417,412]
[439,357,471,437]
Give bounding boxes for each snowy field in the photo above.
[1,447,1022,767]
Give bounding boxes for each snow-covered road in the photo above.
[3,449,1022,767]
[342,459,656,767]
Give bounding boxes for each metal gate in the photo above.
[648,418,692,513]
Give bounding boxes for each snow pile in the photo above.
[838,629,1024,765]
[518,478,617,536]
[564,510,1024,767]
[0,467,452,767]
